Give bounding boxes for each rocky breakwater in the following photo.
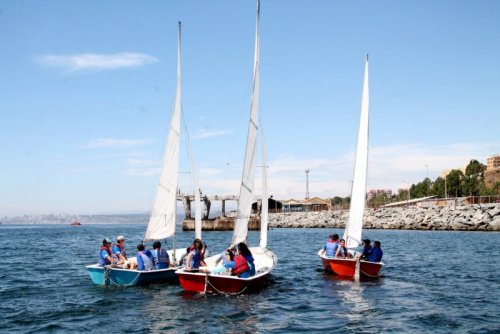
[268,203,500,231]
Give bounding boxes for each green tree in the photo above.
[447,169,464,197]
[463,159,486,196]
[431,177,445,197]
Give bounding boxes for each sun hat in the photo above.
[117,235,125,241]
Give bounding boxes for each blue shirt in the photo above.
[112,245,126,258]
[362,245,372,257]
[99,249,112,266]
[244,255,256,276]
[137,250,153,271]
[366,247,383,262]
[323,241,339,257]
[189,249,201,269]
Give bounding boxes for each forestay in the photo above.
[344,56,369,249]
[260,132,268,249]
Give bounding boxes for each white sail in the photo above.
[260,131,268,249]
[232,0,261,245]
[145,22,182,242]
[344,55,369,249]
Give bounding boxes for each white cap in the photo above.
[117,235,125,241]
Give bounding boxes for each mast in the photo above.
[144,21,182,242]
[344,54,369,249]
[232,0,261,245]
[260,129,268,249]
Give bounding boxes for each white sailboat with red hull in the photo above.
[176,0,277,294]
[318,56,384,278]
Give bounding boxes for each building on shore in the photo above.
[485,155,500,193]
[281,197,331,212]
[367,189,392,200]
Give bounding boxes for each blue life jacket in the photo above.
[98,246,112,267]
[324,241,339,257]
[189,249,201,269]
[152,248,170,269]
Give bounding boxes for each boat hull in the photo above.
[177,247,277,294]
[318,250,356,276]
[359,260,384,278]
[86,264,180,286]
[318,250,384,278]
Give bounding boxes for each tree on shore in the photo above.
[462,159,486,196]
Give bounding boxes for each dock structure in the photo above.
[177,194,239,219]
[177,194,263,231]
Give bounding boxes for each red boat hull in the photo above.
[359,261,384,278]
[329,258,357,277]
[177,271,270,294]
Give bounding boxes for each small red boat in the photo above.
[70,220,81,226]
[176,247,277,294]
[319,250,384,278]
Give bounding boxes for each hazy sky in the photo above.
[1,0,499,216]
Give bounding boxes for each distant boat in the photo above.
[86,21,200,286]
[70,220,81,226]
[176,0,277,294]
[318,56,384,278]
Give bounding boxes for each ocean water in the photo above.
[0,223,499,333]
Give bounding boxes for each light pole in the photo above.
[305,169,310,200]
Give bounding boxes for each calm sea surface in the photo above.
[0,223,499,333]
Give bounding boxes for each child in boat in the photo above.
[208,248,250,277]
[366,241,383,262]
[321,234,339,257]
[113,235,134,268]
[360,239,372,260]
[185,239,206,271]
[98,238,117,267]
[238,242,255,277]
[335,239,353,258]
[151,241,170,269]
[136,243,154,271]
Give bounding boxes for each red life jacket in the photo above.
[100,245,111,257]
[232,255,249,276]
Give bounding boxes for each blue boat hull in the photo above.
[86,264,179,286]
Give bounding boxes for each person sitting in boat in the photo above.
[150,241,170,269]
[185,239,206,271]
[238,242,255,277]
[206,248,250,277]
[113,235,133,269]
[136,243,154,271]
[366,240,383,262]
[99,238,117,267]
[321,234,339,258]
[335,239,353,258]
[360,239,372,260]
[226,248,251,278]
[181,238,207,266]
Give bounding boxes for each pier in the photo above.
[177,194,263,231]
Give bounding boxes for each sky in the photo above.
[0,0,499,216]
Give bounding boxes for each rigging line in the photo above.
[180,107,195,191]
[223,54,258,187]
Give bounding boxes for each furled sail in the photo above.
[232,0,261,246]
[145,22,182,242]
[344,55,369,249]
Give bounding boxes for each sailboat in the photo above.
[176,0,277,294]
[86,22,199,286]
[318,56,384,278]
